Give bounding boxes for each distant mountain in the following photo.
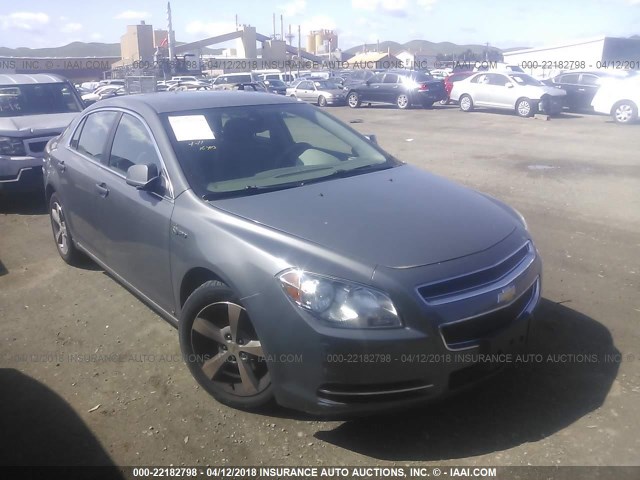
[0,42,121,57]
[0,41,222,58]
[344,39,502,56]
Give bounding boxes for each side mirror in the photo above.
[365,134,378,145]
[126,163,159,190]
[505,82,514,88]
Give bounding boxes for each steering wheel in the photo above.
[273,142,313,169]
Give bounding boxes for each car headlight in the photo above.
[278,270,401,328]
[0,136,26,156]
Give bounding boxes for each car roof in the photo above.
[96,91,298,113]
[0,73,68,85]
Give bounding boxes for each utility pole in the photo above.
[167,2,175,62]
[297,24,301,77]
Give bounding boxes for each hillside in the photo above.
[344,39,502,56]
[0,41,221,57]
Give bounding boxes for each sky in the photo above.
[1,0,640,51]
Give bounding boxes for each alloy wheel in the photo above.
[189,301,269,397]
[51,201,69,255]
[615,104,634,123]
[397,94,409,109]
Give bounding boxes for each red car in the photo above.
[441,71,474,105]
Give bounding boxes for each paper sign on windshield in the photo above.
[168,115,215,141]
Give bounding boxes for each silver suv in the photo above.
[0,74,83,193]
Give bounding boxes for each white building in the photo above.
[504,36,640,78]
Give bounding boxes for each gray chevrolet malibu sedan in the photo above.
[43,91,541,415]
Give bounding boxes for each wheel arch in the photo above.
[179,267,226,308]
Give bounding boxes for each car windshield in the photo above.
[0,83,83,117]
[162,103,397,199]
[267,79,286,87]
[509,74,543,86]
[314,81,340,90]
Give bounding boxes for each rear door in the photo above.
[62,110,120,260]
[578,74,601,109]
[380,73,401,103]
[98,112,175,313]
[486,73,513,107]
[359,73,385,102]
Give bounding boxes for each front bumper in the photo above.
[243,237,542,416]
[325,97,347,105]
[0,156,44,192]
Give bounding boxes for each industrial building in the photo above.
[504,36,640,77]
[306,30,338,56]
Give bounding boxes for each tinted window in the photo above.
[76,111,119,161]
[383,74,399,84]
[488,74,509,86]
[580,74,600,86]
[108,114,161,175]
[70,117,86,150]
[559,74,579,84]
[370,74,385,83]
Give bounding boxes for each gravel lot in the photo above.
[1,104,639,468]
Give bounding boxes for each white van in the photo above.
[259,72,297,84]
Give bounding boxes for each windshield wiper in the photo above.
[202,180,304,200]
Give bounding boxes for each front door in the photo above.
[98,112,175,314]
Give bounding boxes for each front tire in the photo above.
[612,101,637,124]
[347,92,361,108]
[459,94,474,112]
[49,192,81,265]
[516,98,535,117]
[179,280,273,410]
[439,98,450,106]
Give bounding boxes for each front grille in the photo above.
[440,281,537,348]
[419,242,531,302]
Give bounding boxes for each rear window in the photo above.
[0,82,83,117]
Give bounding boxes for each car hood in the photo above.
[0,112,78,137]
[212,165,517,269]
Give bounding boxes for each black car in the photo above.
[346,70,447,109]
[543,71,618,111]
[261,79,287,95]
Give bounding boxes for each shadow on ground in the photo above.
[314,298,620,461]
[0,368,123,474]
[0,191,47,215]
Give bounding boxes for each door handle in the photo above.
[57,160,66,173]
[95,182,109,198]
[578,88,586,92]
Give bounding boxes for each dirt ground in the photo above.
[0,104,638,469]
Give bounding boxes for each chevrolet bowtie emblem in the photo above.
[498,285,517,305]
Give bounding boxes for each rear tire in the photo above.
[318,95,327,107]
[612,101,637,124]
[439,98,450,106]
[49,192,82,265]
[396,94,410,109]
[179,280,274,410]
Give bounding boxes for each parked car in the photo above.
[259,72,297,84]
[450,72,566,117]
[286,79,346,106]
[81,85,126,106]
[441,71,474,105]
[43,91,540,414]
[346,70,447,109]
[474,63,525,73]
[261,79,287,95]
[211,73,255,89]
[591,74,640,124]
[0,74,83,193]
[543,70,630,111]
